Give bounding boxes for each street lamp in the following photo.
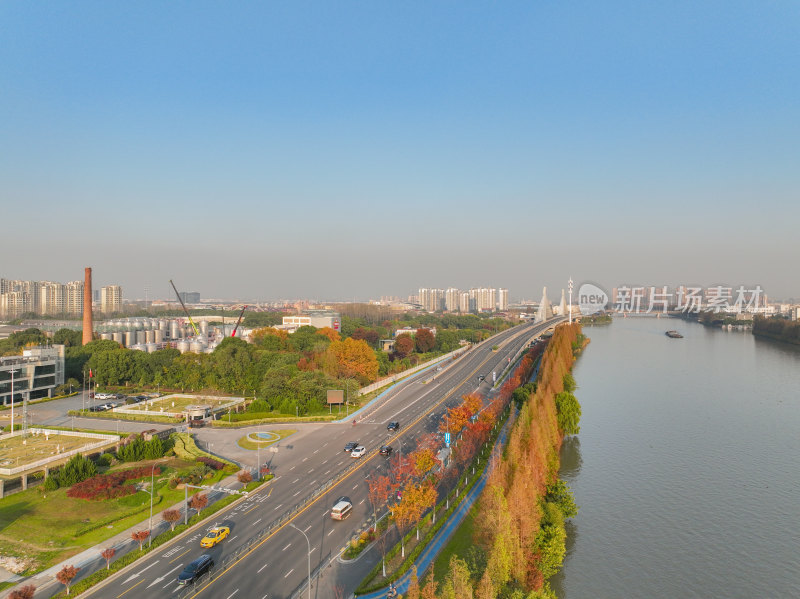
[148,463,157,546]
[288,523,311,599]
[9,368,18,432]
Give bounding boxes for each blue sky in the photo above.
[2,1,798,301]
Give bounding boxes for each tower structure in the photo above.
[82,267,93,345]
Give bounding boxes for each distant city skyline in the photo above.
[2,3,797,300]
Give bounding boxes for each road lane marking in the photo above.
[284,568,294,578]
[225,591,239,599]
[257,563,270,573]
[244,505,258,514]
[123,561,159,584]
[282,543,291,551]
[359,499,365,505]
[147,565,183,588]
[273,503,283,510]
[116,579,145,597]
[293,490,300,497]
[253,518,262,525]
[327,529,335,536]
[352,484,358,490]
[303,525,312,533]
[292,478,300,484]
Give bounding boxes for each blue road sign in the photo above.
[445,432,451,447]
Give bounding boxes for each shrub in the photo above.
[237,470,252,484]
[197,456,224,470]
[66,466,161,501]
[96,453,113,468]
[9,585,36,599]
[43,476,60,492]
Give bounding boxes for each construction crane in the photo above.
[169,279,200,337]
[231,305,247,337]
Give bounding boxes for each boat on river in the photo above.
[665,330,683,338]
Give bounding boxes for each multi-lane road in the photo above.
[84,318,561,599]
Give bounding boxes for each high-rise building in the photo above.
[101,285,122,313]
[458,291,471,313]
[66,280,84,315]
[498,288,509,311]
[445,288,460,312]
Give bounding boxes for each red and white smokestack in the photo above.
[82,267,93,345]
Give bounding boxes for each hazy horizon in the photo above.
[2,2,798,300]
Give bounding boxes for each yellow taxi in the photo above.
[200,526,230,548]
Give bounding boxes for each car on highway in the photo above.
[330,500,353,520]
[344,442,359,452]
[387,421,400,431]
[177,554,214,585]
[94,393,113,400]
[350,445,366,458]
[380,445,393,457]
[200,526,230,548]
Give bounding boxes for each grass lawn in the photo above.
[236,429,296,450]
[119,394,238,414]
[0,433,101,467]
[0,457,228,574]
[431,509,476,584]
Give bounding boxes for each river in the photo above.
[551,317,800,598]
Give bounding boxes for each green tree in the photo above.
[53,328,82,347]
[554,391,581,435]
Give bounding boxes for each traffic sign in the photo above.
[445,432,451,447]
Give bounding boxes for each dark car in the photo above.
[136,395,148,401]
[380,445,393,457]
[387,421,400,431]
[177,554,214,585]
[344,442,359,452]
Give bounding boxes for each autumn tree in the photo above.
[190,492,208,511]
[317,327,341,342]
[412,448,437,478]
[8,585,35,599]
[237,470,253,484]
[440,555,474,599]
[414,328,435,353]
[325,338,379,384]
[131,530,150,551]
[406,566,420,599]
[394,334,414,358]
[100,547,116,569]
[420,574,439,599]
[367,474,393,529]
[405,481,438,535]
[392,500,417,558]
[56,565,79,595]
[161,509,181,531]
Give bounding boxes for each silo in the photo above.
[159,319,169,331]
[124,331,136,346]
[154,329,164,343]
[177,340,190,353]
[100,333,113,341]
[170,321,180,339]
[200,320,209,336]
[190,340,206,353]
[136,330,146,344]
[145,343,158,353]
[145,330,155,343]
[112,332,124,345]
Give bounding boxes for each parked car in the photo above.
[344,442,359,452]
[136,395,148,401]
[380,445,393,457]
[350,445,366,458]
[200,526,230,548]
[177,554,214,585]
[387,421,400,431]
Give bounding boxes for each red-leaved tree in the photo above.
[100,547,116,569]
[56,565,79,595]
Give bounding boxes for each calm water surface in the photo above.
[552,317,800,598]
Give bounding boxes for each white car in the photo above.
[350,446,366,458]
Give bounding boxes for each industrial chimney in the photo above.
[82,267,93,345]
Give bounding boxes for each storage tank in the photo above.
[177,340,190,353]
[145,330,154,343]
[145,343,158,353]
[190,340,206,353]
[136,330,146,344]
[112,332,124,345]
[154,329,164,343]
[124,331,136,347]
[170,322,180,339]
[200,321,209,336]
[100,333,113,340]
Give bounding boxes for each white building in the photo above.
[0,345,65,406]
[281,311,341,333]
[498,288,509,311]
[101,285,123,313]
